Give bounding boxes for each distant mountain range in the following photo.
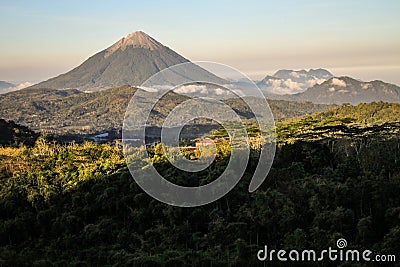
[1,30,399,139]
[16,31,400,105]
[0,81,15,89]
[295,76,400,104]
[29,31,225,91]
[250,68,400,104]
[0,81,15,94]
[0,81,34,94]
[257,68,333,94]
[267,76,400,105]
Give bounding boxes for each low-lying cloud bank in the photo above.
[0,82,33,94]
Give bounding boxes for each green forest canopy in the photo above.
[0,102,399,266]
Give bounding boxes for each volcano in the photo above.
[30,31,224,91]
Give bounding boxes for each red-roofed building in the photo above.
[195,139,216,147]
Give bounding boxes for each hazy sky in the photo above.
[1,0,399,84]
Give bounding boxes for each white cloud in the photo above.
[362,83,371,90]
[282,79,301,91]
[137,86,160,92]
[173,84,236,97]
[1,82,33,93]
[15,82,33,90]
[331,78,346,87]
[261,73,331,95]
[305,77,325,88]
[290,72,300,78]
[220,83,246,97]
[174,84,209,95]
[268,79,282,87]
[138,83,245,98]
[214,88,225,95]
[265,79,302,94]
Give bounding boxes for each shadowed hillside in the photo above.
[0,112,399,265]
[0,85,335,137]
[0,119,38,147]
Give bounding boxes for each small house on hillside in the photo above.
[195,139,216,148]
[195,139,217,158]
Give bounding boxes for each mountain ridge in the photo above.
[262,73,400,104]
[104,31,163,57]
[0,85,335,136]
[294,76,400,104]
[29,31,224,91]
[257,68,333,94]
[0,81,15,89]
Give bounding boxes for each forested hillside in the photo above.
[0,103,399,266]
[0,86,334,136]
[0,119,38,147]
[276,102,400,143]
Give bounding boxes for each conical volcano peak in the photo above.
[124,31,162,49]
[105,31,163,57]
[29,30,224,91]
